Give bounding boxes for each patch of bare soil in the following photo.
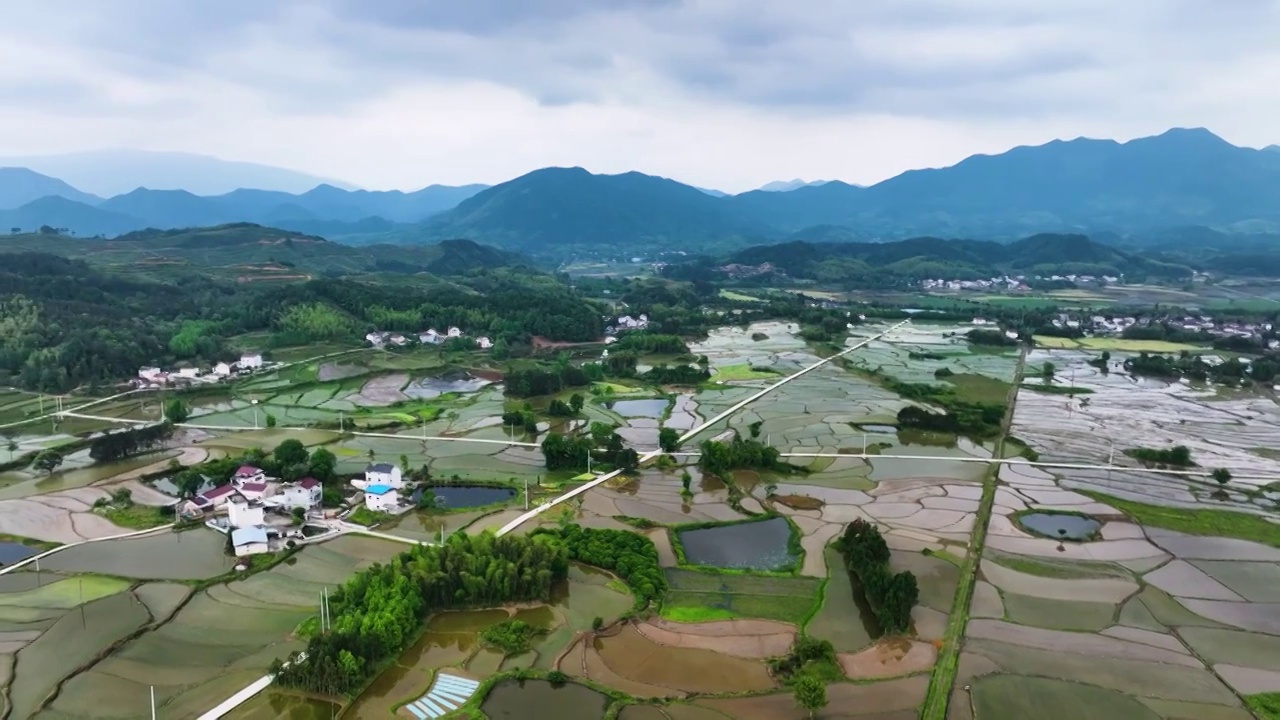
[838,638,937,680]
[773,494,826,511]
[636,618,796,659]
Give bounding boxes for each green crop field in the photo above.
[661,569,822,624]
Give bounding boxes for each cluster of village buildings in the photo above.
[920,273,1121,292]
[179,462,410,557]
[365,327,493,350]
[135,353,266,389]
[971,314,1278,348]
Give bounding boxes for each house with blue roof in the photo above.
[364,483,401,512]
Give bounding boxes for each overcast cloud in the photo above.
[0,0,1277,192]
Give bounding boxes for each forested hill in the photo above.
[0,224,527,278]
[662,233,1194,287]
[0,251,602,392]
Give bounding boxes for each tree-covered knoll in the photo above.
[661,233,1194,288]
[836,519,918,634]
[272,532,569,694]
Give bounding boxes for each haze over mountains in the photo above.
[2,128,1279,251]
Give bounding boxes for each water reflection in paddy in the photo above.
[481,679,609,719]
[678,517,797,570]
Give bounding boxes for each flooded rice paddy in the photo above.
[417,484,517,509]
[481,679,609,719]
[677,517,797,570]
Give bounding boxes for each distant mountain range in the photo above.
[3,128,1280,250]
[0,149,358,196]
[757,179,833,192]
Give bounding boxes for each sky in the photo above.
[0,0,1278,193]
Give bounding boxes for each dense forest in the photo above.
[272,532,569,695]
[0,251,603,391]
[661,234,1194,288]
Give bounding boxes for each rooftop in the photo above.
[235,465,261,476]
[299,478,320,489]
[367,463,395,473]
[366,484,396,496]
[231,526,269,546]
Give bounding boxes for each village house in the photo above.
[231,526,270,557]
[238,353,264,370]
[226,495,265,528]
[364,484,401,512]
[232,466,267,486]
[138,366,166,383]
[390,334,408,346]
[272,478,322,510]
[212,362,233,377]
[358,463,404,489]
[176,367,200,379]
[419,329,443,345]
[476,336,493,350]
[236,481,272,501]
[180,483,237,516]
[447,326,463,338]
[365,331,387,347]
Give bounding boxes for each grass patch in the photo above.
[346,507,392,527]
[661,605,737,623]
[718,289,764,302]
[0,575,130,608]
[711,364,780,382]
[945,373,1013,405]
[983,550,1128,580]
[0,532,59,552]
[1081,491,1280,548]
[1019,382,1094,395]
[1248,693,1280,719]
[661,568,822,624]
[97,504,171,530]
[1033,335,1207,353]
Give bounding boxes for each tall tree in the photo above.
[792,675,827,719]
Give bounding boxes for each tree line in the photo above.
[88,423,174,463]
[835,519,918,633]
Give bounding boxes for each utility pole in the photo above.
[150,685,156,720]
[79,578,86,628]
[524,477,529,511]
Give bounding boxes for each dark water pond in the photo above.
[605,399,669,418]
[677,517,797,570]
[0,542,39,565]
[856,424,898,434]
[481,679,609,719]
[414,484,517,509]
[404,374,491,399]
[1018,512,1101,540]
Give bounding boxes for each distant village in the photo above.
[180,461,412,558]
[919,273,1121,292]
[364,326,493,350]
[134,352,269,389]
[971,314,1279,348]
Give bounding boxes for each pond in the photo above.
[605,399,669,418]
[480,679,609,720]
[414,484,517,510]
[150,475,215,497]
[1017,512,1102,541]
[404,374,491,400]
[677,517,797,571]
[0,542,39,566]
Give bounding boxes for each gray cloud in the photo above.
[5,0,1278,120]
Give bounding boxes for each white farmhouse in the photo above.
[363,463,403,489]
[231,526,270,557]
[476,336,493,350]
[364,485,401,512]
[213,362,233,377]
[239,353,264,370]
[232,465,267,486]
[274,478,322,510]
[421,329,444,345]
[447,326,462,338]
[227,495,265,528]
[138,366,164,382]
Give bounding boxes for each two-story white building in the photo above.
[359,463,403,489]
[212,362,233,377]
[273,478,322,510]
[227,495,265,528]
[232,465,267,486]
[364,484,400,512]
[239,353,264,370]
